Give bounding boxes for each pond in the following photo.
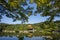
[0,36,45,40]
[0,32,60,40]
[0,36,18,40]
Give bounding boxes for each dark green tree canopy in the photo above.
[0,0,29,23]
[0,0,60,23]
[34,0,60,22]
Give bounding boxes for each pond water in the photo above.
[0,36,18,40]
[0,36,45,40]
[23,36,45,40]
[0,32,60,40]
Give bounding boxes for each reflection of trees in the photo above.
[26,33,33,38]
[0,26,6,32]
[0,23,7,32]
[18,36,24,40]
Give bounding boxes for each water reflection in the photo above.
[0,36,45,40]
[0,36,18,40]
[23,36,45,40]
[0,32,60,40]
[0,35,60,40]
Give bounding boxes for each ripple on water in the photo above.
[0,36,45,40]
[23,36,45,40]
[0,36,18,40]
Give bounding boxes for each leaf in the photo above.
[13,19,16,22]
[30,0,34,4]
[0,15,2,19]
[28,12,32,16]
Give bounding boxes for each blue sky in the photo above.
[0,14,60,24]
[0,0,60,24]
[0,15,47,24]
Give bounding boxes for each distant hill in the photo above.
[0,20,60,25]
[34,20,60,24]
[0,20,60,31]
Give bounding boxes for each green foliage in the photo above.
[34,0,60,22]
[0,0,28,22]
[0,21,60,40]
[30,0,34,4]
[0,21,59,33]
[0,0,60,22]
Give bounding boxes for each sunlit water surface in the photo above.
[0,36,45,40]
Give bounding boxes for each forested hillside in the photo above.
[0,21,60,32]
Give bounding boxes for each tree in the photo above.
[34,0,60,22]
[0,0,29,23]
[0,0,60,23]
[0,23,8,32]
